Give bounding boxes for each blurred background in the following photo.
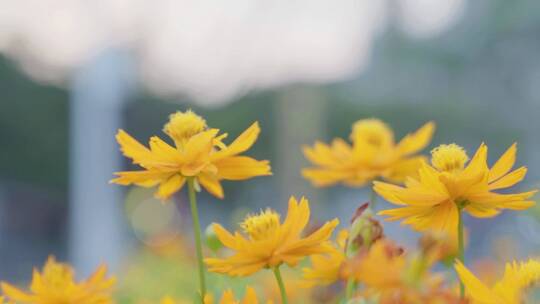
[1,0,540,301]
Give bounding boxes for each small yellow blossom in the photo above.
[455,259,540,304]
[375,143,537,237]
[112,110,271,200]
[205,196,339,276]
[302,119,435,187]
[1,256,115,304]
[203,287,272,304]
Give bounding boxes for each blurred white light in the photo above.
[397,0,466,38]
[0,0,463,104]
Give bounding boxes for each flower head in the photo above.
[111,110,271,200]
[163,110,207,146]
[455,258,540,304]
[342,240,461,304]
[203,287,271,304]
[205,197,339,276]
[1,256,115,304]
[375,143,537,237]
[302,119,435,187]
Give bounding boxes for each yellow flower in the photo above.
[341,240,407,290]
[1,256,115,304]
[455,259,540,304]
[301,230,348,287]
[343,240,460,304]
[375,143,537,236]
[302,119,434,187]
[111,110,271,200]
[203,287,271,304]
[205,196,339,276]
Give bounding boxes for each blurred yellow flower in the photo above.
[1,256,115,304]
[159,296,186,304]
[343,240,461,304]
[205,196,339,276]
[111,110,271,200]
[341,240,406,290]
[302,230,348,287]
[302,245,345,288]
[302,119,434,187]
[203,287,271,304]
[375,143,537,236]
[455,259,540,304]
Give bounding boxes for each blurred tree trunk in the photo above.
[69,50,132,276]
[275,86,327,209]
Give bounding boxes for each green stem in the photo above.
[369,186,377,210]
[345,279,355,301]
[457,209,465,299]
[187,178,206,302]
[273,266,288,304]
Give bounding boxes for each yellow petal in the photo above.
[488,166,527,190]
[215,156,272,180]
[489,143,517,183]
[116,130,178,168]
[111,170,170,187]
[156,175,186,200]
[1,282,36,302]
[211,122,260,161]
[454,260,501,303]
[302,168,353,187]
[241,287,259,304]
[385,156,426,183]
[396,121,435,156]
[198,173,224,199]
[219,289,235,304]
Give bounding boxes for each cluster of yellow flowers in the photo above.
[1,110,539,304]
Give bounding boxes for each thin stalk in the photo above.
[457,209,465,299]
[369,186,378,210]
[345,279,355,301]
[188,178,206,302]
[273,266,288,304]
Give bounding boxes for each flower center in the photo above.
[163,110,207,145]
[431,144,469,173]
[350,119,394,148]
[240,209,280,241]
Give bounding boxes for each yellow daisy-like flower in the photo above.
[374,143,537,236]
[1,256,115,304]
[455,259,540,304]
[302,119,435,187]
[205,196,339,276]
[111,110,271,200]
[203,287,272,304]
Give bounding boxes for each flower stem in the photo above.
[187,178,206,302]
[369,186,378,210]
[273,266,288,304]
[457,209,465,299]
[345,279,355,301]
